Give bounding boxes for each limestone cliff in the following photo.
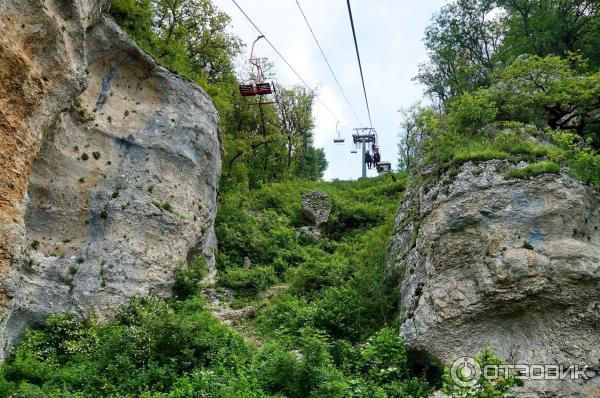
[389,160,600,397]
[0,0,221,359]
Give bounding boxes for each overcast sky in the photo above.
[212,0,447,180]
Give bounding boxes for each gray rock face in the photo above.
[1,0,108,313]
[389,160,600,397]
[0,4,221,360]
[301,190,331,228]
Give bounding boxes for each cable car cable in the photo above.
[231,0,347,128]
[346,0,373,129]
[294,0,363,127]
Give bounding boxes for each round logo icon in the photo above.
[450,357,482,388]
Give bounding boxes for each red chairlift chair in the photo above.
[238,36,275,100]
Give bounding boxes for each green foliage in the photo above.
[1,298,253,397]
[418,0,600,102]
[173,257,208,300]
[447,90,498,136]
[219,266,278,296]
[442,349,521,398]
[504,161,561,179]
[1,176,435,398]
[549,130,600,190]
[153,201,174,213]
[405,54,600,191]
[497,0,600,68]
[522,241,534,250]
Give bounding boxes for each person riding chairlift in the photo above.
[365,150,373,170]
[373,149,381,165]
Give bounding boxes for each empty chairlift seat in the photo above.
[239,84,256,96]
[255,82,273,95]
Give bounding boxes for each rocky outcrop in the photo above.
[0,1,221,359]
[389,160,600,397]
[299,191,331,240]
[1,0,107,312]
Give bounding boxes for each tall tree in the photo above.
[498,0,600,68]
[416,0,502,101]
[398,104,423,172]
[274,85,316,169]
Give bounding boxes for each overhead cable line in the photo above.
[346,0,373,129]
[231,0,347,127]
[294,0,363,127]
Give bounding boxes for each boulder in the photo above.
[0,2,221,360]
[301,190,331,228]
[389,160,600,397]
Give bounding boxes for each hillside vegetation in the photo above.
[400,0,600,191]
[1,0,599,397]
[0,175,442,397]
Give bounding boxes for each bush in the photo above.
[505,161,561,179]
[218,266,278,296]
[256,294,317,337]
[173,257,208,300]
[328,201,386,238]
[1,297,254,397]
[447,90,498,136]
[442,349,521,397]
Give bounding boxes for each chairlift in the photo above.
[352,128,376,145]
[333,121,345,144]
[376,161,392,174]
[238,36,275,102]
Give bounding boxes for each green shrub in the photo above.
[328,201,386,238]
[218,266,278,296]
[442,349,522,397]
[256,294,317,337]
[505,161,561,179]
[447,90,498,136]
[173,257,208,300]
[569,150,600,190]
[550,131,600,190]
[522,241,535,250]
